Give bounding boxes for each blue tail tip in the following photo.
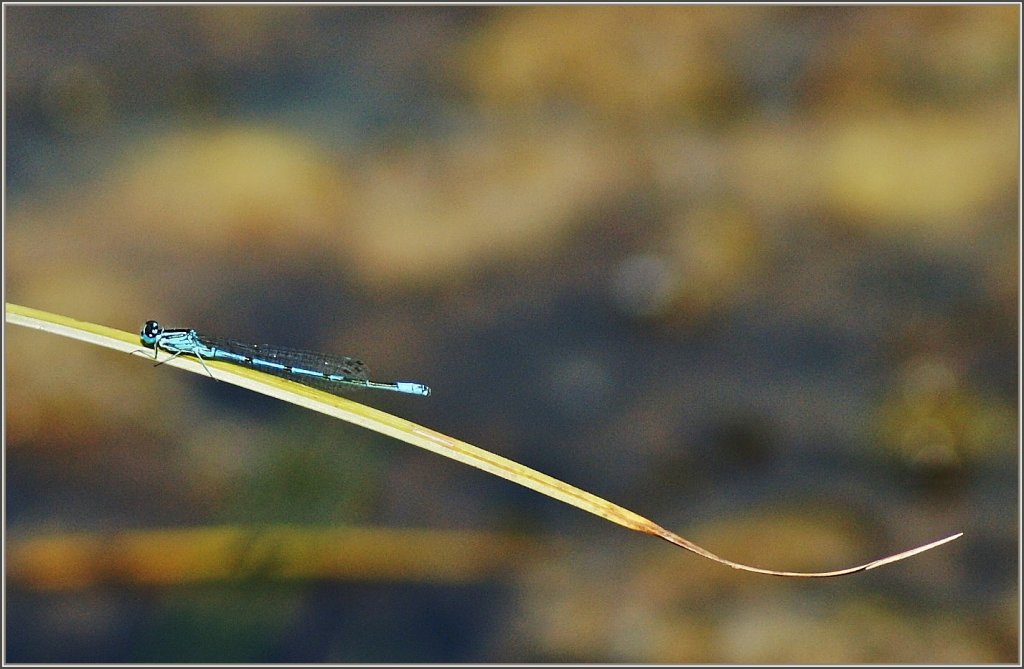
[396,382,431,397]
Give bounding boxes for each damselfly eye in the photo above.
[139,320,164,347]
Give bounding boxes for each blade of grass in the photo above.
[5,302,963,577]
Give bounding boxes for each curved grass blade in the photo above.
[5,302,963,577]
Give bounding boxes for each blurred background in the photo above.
[4,5,1019,663]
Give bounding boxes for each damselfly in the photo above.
[137,320,430,397]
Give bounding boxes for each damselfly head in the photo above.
[140,320,163,347]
